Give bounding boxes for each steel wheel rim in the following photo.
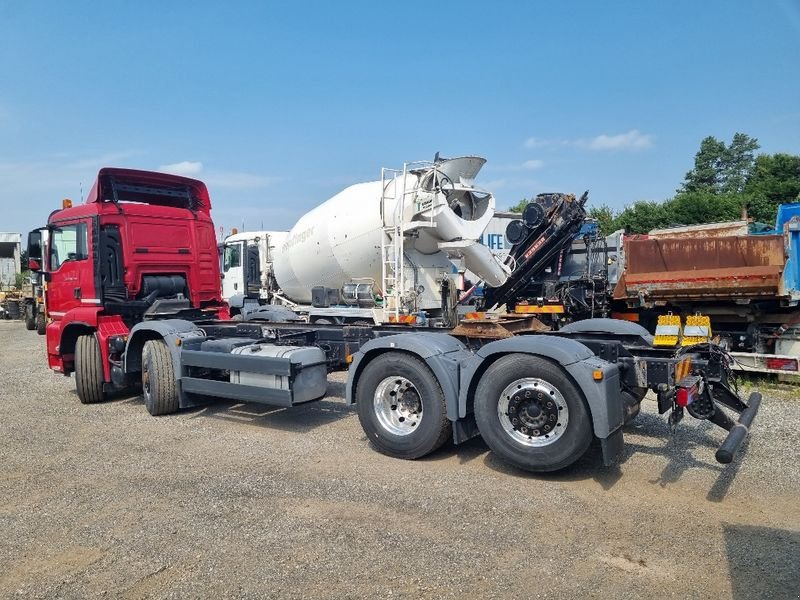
[498,377,569,447]
[373,376,422,436]
[142,369,151,402]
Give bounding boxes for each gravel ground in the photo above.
[0,320,798,599]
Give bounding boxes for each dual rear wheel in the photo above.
[355,352,593,472]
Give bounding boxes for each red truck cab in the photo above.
[28,168,227,393]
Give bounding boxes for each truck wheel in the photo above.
[24,304,36,330]
[356,352,452,459]
[36,312,46,335]
[142,339,179,416]
[474,354,592,473]
[75,334,106,404]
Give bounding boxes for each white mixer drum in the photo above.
[272,157,499,305]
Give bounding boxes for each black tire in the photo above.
[75,334,105,404]
[474,354,592,473]
[7,300,20,320]
[24,304,36,330]
[36,311,46,335]
[356,352,452,459]
[142,339,179,416]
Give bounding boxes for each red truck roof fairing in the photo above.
[85,167,211,214]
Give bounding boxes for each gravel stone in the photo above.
[0,320,798,598]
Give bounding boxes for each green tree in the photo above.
[665,191,744,226]
[744,153,800,223]
[680,136,727,193]
[679,133,760,195]
[614,200,671,234]
[587,204,616,235]
[721,132,759,194]
[507,198,529,213]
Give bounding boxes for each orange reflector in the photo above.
[611,312,640,322]
[464,312,485,320]
[388,314,416,324]
[675,358,692,382]
[175,338,182,346]
[345,354,354,364]
[62,198,73,209]
[514,304,565,314]
[592,369,603,381]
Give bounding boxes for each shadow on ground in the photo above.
[725,524,800,599]
[107,383,753,499]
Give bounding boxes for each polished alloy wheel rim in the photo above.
[373,376,422,436]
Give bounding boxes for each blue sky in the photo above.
[1,1,798,237]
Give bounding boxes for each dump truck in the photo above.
[27,164,761,473]
[614,207,800,375]
[503,200,800,376]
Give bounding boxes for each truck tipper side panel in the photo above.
[617,235,786,301]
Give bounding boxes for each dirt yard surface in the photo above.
[0,320,798,599]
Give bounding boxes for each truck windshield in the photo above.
[50,223,88,270]
[223,243,241,272]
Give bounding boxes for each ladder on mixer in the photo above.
[380,160,440,320]
[380,165,407,319]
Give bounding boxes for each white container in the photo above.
[229,344,327,403]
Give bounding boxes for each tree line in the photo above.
[508,133,800,235]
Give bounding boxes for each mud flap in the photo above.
[601,428,624,467]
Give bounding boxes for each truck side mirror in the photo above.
[27,229,43,262]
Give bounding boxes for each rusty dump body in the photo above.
[616,234,787,302]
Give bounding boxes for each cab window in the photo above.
[50,223,88,270]
[223,242,241,272]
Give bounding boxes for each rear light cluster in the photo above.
[676,385,696,407]
[766,357,799,372]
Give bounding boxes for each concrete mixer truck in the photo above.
[222,157,511,325]
[27,164,762,474]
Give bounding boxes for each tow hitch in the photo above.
[673,368,762,464]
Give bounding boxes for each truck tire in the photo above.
[36,312,46,335]
[24,304,35,330]
[7,300,20,320]
[142,339,179,416]
[474,354,592,473]
[356,352,452,459]
[75,334,106,404]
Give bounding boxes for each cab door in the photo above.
[45,219,96,320]
[221,241,243,301]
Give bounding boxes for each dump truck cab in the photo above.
[27,168,227,383]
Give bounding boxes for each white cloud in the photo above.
[66,151,139,170]
[523,130,654,152]
[524,137,558,149]
[576,129,653,151]
[158,160,204,176]
[521,159,544,170]
[489,159,545,173]
[157,161,280,189]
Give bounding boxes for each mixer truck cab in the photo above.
[27,168,227,397]
[221,229,288,316]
